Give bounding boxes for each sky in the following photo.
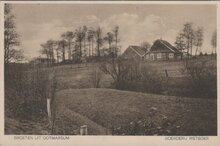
[10,4,217,59]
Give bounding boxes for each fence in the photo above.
[160,69,186,78]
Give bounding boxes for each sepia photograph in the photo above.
[3,2,217,136]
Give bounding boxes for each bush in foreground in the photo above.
[5,64,56,120]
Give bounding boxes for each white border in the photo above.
[2,1,219,4]
[0,1,219,146]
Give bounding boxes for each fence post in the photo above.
[165,69,169,78]
[47,98,51,121]
[80,125,88,135]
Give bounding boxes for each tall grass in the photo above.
[5,64,53,120]
[182,59,217,98]
[99,58,217,98]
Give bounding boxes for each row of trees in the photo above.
[211,30,217,54]
[175,22,204,56]
[4,4,24,64]
[175,22,217,57]
[40,26,120,65]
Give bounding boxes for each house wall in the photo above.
[145,52,175,61]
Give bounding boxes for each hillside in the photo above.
[53,88,217,135]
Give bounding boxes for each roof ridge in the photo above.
[130,46,144,57]
[159,40,175,52]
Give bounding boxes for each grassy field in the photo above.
[49,63,113,90]
[52,88,217,135]
[50,58,217,135]
[5,58,217,135]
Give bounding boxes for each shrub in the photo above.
[99,58,135,89]
[99,58,165,94]
[89,68,102,88]
[112,107,180,135]
[5,64,57,120]
[140,65,165,94]
[182,59,217,98]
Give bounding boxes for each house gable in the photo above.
[150,39,181,54]
[122,46,147,60]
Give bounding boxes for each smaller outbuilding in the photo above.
[122,45,148,60]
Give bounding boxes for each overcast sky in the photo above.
[11,4,217,59]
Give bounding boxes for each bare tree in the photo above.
[4,4,20,64]
[113,26,119,57]
[58,39,67,62]
[46,39,56,65]
[211,30,217,56]
[75,27,84,59]
[54,41,61,63]
[89,68,102,88]
[182,22,194,56]
[104,32,114,55]
[194,27,204,56]
[83,26,88,57]
[175,32,186,54]
[40,43,50,66]
[87,28,95,57]
[99,58,131,88]
[95,27,103,57]
[61,31,74,60]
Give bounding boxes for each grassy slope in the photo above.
[53,63,112,90]
[54,88,217,135]
[5,59,217,135]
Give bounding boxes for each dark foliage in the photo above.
[99,58,165,94]
[112,107,180,135]
[89,68,102,88]
[183,59,217,98]
[5,63,56,120]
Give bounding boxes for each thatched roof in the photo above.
[150,39,181,54]
[128,45,148,56]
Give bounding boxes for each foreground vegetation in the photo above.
[53,88,217,135]
[5,56,217,135]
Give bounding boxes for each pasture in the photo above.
[52,88,217,135]
[4,58,217,135]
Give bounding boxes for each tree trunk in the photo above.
[47,54,49,67]
[56,50,59,63]
[68,41,71,60]
[84,40,86,57]
[92,40,94,56]
[97,44,100,57]
[52,48,54,64]
[89,41,91,57]
[80,42,82,58]
[115,34,118,57]
[195,46,198,56]
[62,46,65,62]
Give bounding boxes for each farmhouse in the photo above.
[145,39,182,61]
[122,45,148,60]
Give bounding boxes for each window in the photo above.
[150,54,155,60]
[169,53,174,58]
[157,53,162,59]
[145,54,149,59]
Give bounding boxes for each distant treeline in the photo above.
[40,26,120,65]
